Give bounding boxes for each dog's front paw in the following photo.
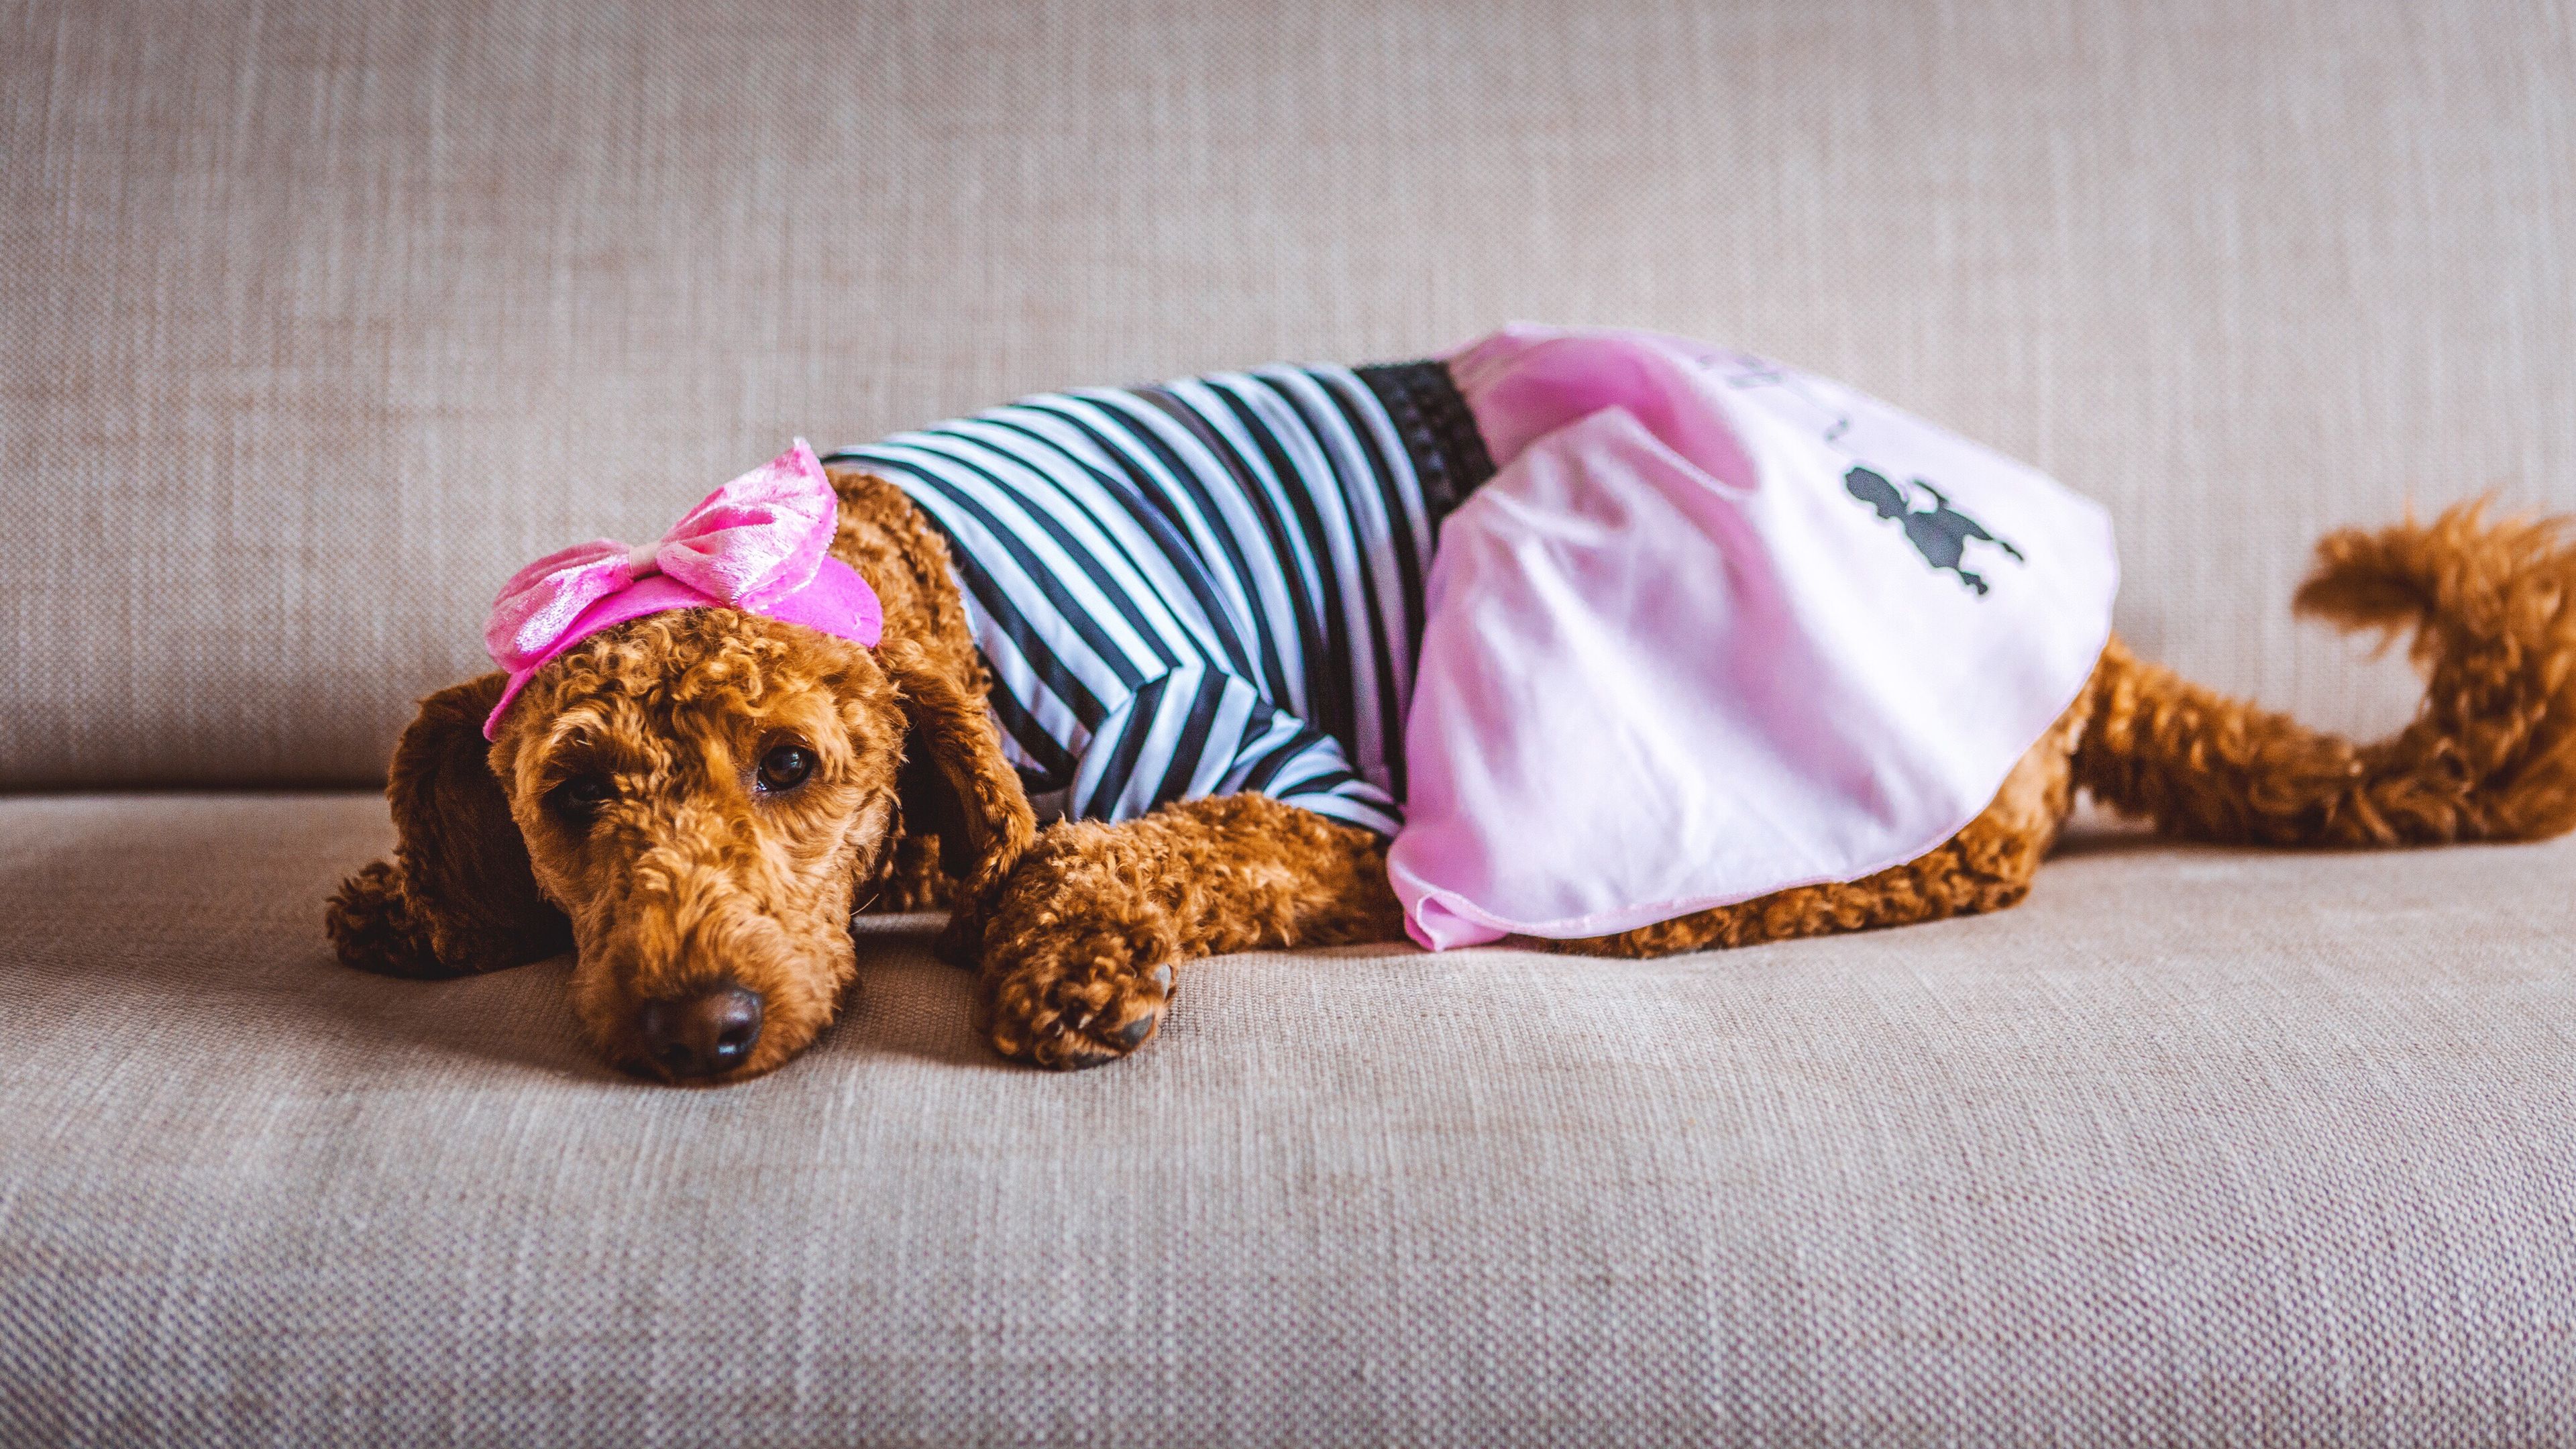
[976,917,1178,1070]
[325,860,470,979]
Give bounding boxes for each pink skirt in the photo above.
[1386,325,2118,950]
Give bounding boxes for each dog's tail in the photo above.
[2075,504,2576,846]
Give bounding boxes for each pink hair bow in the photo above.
[480,439,883,738]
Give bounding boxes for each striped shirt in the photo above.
[824,361,1492,836]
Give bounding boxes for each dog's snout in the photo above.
[635,983,764,1080]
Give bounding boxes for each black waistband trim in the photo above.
[1354,360,1496,530]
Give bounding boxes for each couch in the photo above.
[7,1,2575,1442]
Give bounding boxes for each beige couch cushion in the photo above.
[3,794,2573,1443]
[6,0,2573,786]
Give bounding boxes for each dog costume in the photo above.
[824,323,2118,949]
[483,324,2116,951]
[1395,326,2114,948]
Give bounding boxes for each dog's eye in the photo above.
[553,773,613,816]
[757,743,815,793]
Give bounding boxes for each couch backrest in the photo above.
[6,0,2571,787]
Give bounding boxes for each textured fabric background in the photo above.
[5,0,2573,784]
[10,5,2576,1442]
[3,795,2573,1445]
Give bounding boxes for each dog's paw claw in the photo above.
[1012,991,1166,1070]
[979,936,1175,1071]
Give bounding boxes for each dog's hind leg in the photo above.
[2076,506,2576,847]
[1553,505,2576,959]
[1548,700,2088,959]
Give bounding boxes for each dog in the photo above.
[327,347,2576,1084]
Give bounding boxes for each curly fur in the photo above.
[322,672,572,977]
[332,480,2576,1081]
[975,794,1405,1068]
[327,466,1033,1082]
[971,502,2576,1064]
[2076,506,2576,845]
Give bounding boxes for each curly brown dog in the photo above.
[327,457,2576,1083]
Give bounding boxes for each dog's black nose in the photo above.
[636,983,763,1080]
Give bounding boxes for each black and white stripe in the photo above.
[826,364,1440,836]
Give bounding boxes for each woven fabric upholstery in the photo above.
[3,795,2573,1445]
[8,3,2576,1443]
[5,0,2573,784]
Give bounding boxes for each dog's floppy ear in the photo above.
[877,636,1037,965]
[325,674,572,977]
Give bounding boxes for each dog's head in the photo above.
[326,599,1032,1085]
